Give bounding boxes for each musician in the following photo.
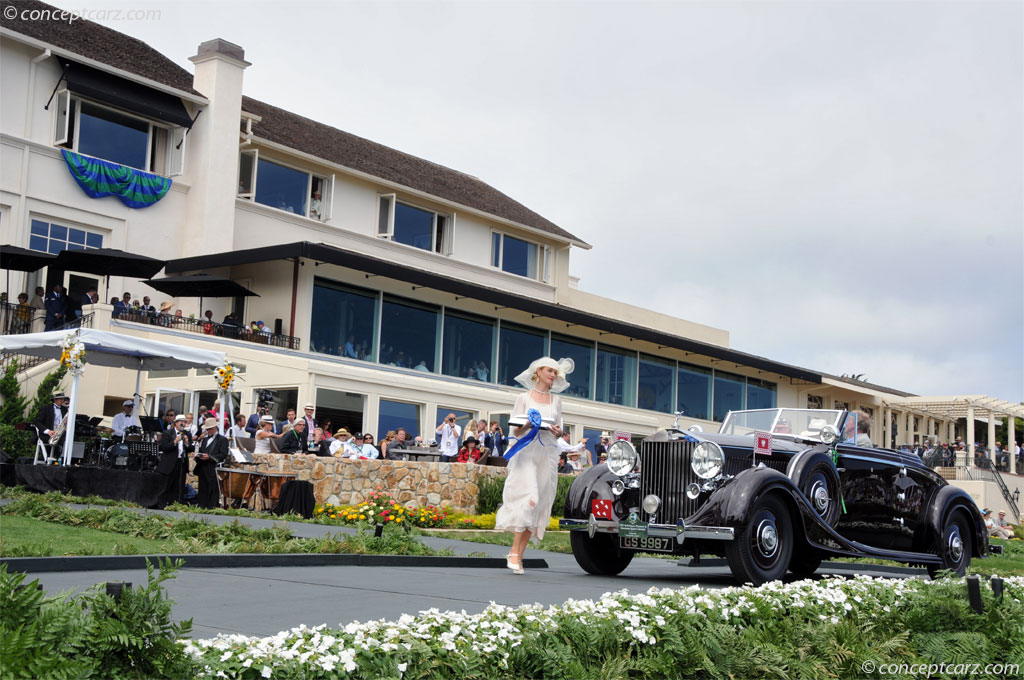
[111,400,139,443]
[193,417,228,508]
[280,418,311,454]
[157,414,193,508]
[34,391,69,448]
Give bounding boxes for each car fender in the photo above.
[563,464,620,519]
[926,485,988,557]
[785,448,834,483]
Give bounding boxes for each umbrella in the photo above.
[55,248,165,279]
[141,273,260,314]
[1,245,57,297]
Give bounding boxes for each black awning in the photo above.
[166,242,823,384]
[58,57,193,128]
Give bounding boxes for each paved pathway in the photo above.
[10,503,921,639]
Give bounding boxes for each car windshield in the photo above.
[719,408,844,441]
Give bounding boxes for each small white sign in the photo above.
[614,431,631,442]
[754,431,772,456]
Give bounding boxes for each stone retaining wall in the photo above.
[204,454,508,513]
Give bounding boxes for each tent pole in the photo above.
[217,388,225,436]
[62,370,81,466]
[134,359,142,423]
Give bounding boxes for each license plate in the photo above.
[619,535,674,552]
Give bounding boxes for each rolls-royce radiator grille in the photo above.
[639,440,698,523]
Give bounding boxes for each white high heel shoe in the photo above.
[506,552,525,575]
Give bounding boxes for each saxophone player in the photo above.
[157,414,193,508]
[34,391,69,449]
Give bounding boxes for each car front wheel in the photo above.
[726,494,794,586]
[570,531,634,575]
[927,510,972,579]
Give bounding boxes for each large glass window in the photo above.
[713,370,746,422]
[491,232,543,280]
[377,196,452,254]
[393,202,434,250]
[310,279,377,360]
[379,295,439,371]
[497,322,547,386]
[746,378,777,410]
[550,334,593,399]
[442,310,494,381]
[254,158,308,216]
[434,407,476,438]
[638,354,674,413]
[77,101,149,170]
[29,219,103,255]
[378,399,419,442]
[676,363,711,421]
[315,389,365,440]
[596,345,637,406]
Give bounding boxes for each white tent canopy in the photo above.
[0,328,225,371]
[0,329,227,464]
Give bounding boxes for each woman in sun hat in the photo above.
[254,415,280,453]
[495,356,574,574]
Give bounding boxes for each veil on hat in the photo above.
[514,356,575,394]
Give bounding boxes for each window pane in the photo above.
[67,243,85,251]
[29,235,47,252]
[238,152,254,195]
[85,232,103,248]
[310,278,377,361]
[746,378,777,410]
[677,363,711,421]
[47,241,64,254]
[713,370,745,422]
[491,233,501,267]
[638,354,673,413]
[31,220,48,236]
[78,101,149,169]
[596,345,637,406]
[378,399,419,442]
[582,427,605,467]
[68,228,86,244]
[501,235,537,278]
[380,295,438,371]
[442,310,494,381]
[392,202,434,251]
[497,322,547,386]
[378,196,391,234]
[254,158,308,215]
[49,224,67,241]
[550,334,593,399]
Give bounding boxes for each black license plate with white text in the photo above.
[619,535,674,552]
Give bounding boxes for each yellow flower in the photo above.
[396,517,402,523]
[359,514,365,520]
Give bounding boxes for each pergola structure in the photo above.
[883,395,1023,474]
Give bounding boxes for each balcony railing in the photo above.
[1,301,43,335]
[1,312,93,372]
[115,311,301,350]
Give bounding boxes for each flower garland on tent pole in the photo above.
[214,363,237,437]
[58,331,87,466]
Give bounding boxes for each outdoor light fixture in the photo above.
[374,523,384,538]
[965,575,983,615]
[105,582,131,603]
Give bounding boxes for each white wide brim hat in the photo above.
[514,356,574,394]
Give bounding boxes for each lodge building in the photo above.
[1,1,1019,513]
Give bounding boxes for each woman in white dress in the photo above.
[495,356,573,574]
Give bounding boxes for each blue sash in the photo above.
[504,408,546,461]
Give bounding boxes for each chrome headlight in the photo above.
[691,441,724,479]
[606,440,638,476]
[820,425,839,445]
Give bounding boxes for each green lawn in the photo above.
[0,515,177,556]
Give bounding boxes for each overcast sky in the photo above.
[50,0,1023,402]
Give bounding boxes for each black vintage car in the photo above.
[560,408,988,585]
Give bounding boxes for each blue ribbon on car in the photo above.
[504,408,545,461]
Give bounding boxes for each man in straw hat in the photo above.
[111,399,139,443]
[33,391,69,447]
[193,417,229,508]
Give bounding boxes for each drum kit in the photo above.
[85,426,159,471]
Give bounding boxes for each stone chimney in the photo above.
[182,39,250,258]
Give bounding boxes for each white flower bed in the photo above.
[184,575,1024,679]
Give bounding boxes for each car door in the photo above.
[834,446,902,549]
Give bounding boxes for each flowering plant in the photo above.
[58,333,86,375]
[313,489,451,528]
[214,363,236,391]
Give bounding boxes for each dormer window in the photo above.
[237,149,333,221]
[491,231,550,282]
[377,194,454,255]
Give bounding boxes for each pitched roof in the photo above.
[6,1,584,244]
[241,96,586,245]
[3,0,202,97]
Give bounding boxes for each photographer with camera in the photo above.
[246,390,277,436]
[435,412,462,463]
[484,420,508,458]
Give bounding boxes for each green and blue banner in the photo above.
[61,149,171,209]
